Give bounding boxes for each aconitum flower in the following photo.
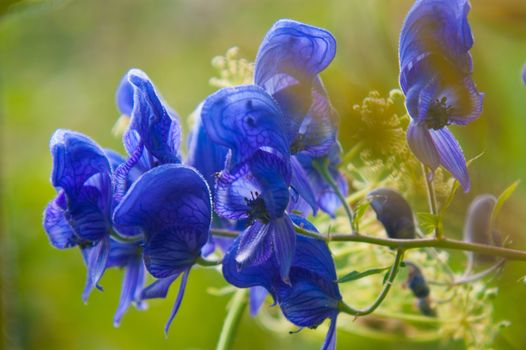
[202,19,338,212]
[113,69,182,200]
[113,164,212,333]
[399,0,484,191]
[215,149,295,282]
[222,215,341,350]
[43,129,113,301]
[463,194,500,264]
[367,188,416,239]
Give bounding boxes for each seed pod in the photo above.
[463,194,500,264]
[367,188,416,239]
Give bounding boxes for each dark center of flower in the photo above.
[290,133,306,154]
[423,96,454,130]
[244,191,270,224]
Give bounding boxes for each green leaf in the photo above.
[337,266,389,283]
[416,212,440,234]
[491,180,520,228]
[352,200,370,232]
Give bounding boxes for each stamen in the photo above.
[424,96,454,130]
[244,191,270,224]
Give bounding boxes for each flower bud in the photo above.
[406,262,430,299]
[367,188,416,239]
[463,194,500,264]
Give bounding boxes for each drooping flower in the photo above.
[404,261,435,317]
[202,19,338,213]
[367,188,416,239]
[215,149,295,282]
[112,164,212,333]
[222,215,341,350]
[463,194,500,264]
[113,68,182,201]
[399,0,484,191]
[43,129,114,301]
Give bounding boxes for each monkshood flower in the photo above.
[112,164,211,334]
[405,262,435,317]
[293,143,348,218]
[202,19,338,212]
[399,0,484,191]
[367,188,416,239]
[215,148,295,282]
[43,129,113,302]
[113,68,182,201]
[463,194,500,264]
[223,215,341,350]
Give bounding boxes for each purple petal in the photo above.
[81,237,110,303]
[201,85,290,165]
[43,192,77,249]
[164,269,191,335]
[249,286,268,316]
[141,274,179,300]
[123,69,181,164]
[429,127,470,191]
[116,70,135,116]
[113,256,146,327]
[270,216,296,284]
[522,64,526,85]
[290,156,318,215]
[406,121,440,170]
[236,221,273,269]
[321,317,338,350]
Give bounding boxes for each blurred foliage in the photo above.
[2,0,526,349]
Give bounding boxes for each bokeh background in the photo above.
[2,0,526,349]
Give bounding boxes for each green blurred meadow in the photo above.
[2,0,526,349]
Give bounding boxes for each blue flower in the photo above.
[293,143,348,218]
[222,215,341,350]
[113,69,182,201]
[202,19,338,212]
[43,129,114,301]
[112,164,212,333]
[399,0,483,191]
[367,188,416,239]
[215,149,295,282]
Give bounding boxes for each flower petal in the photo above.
[290,156,318,215]
[122,69,181,164]
[215,150,291,220]
[255,20,336,139]
[201,85,290,165]
[322,317,338,350]
[406,121,440,170]
[113,255,146,327]
[270,216,296,284]
[236,221,273,269]
[81,237,110,303]
[164,269,191,335]
[429,127,470,191]
[367,188,416,239]
[249,286,268,316]
[43,191,78,249]
[141,274,179,300]
[113,164,212,277]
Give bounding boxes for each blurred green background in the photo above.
[2,0,526,349]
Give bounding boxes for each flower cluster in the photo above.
[43,1,521,349]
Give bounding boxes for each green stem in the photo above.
[421,165,442,239]
[196,256,222,267]
[216,289,248,350]
[339,249,405,316]
[109,229,144,244]
[210,227,526,262]
[313,158,354,229]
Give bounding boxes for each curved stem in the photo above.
[312,159,354,229]
[210,227,526,262]
[339,249,405,316]
[421,165,442,239]
[109,229,144,244]
[450,259,505,286]
[196,256,222,267]
[216,288,248,350]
